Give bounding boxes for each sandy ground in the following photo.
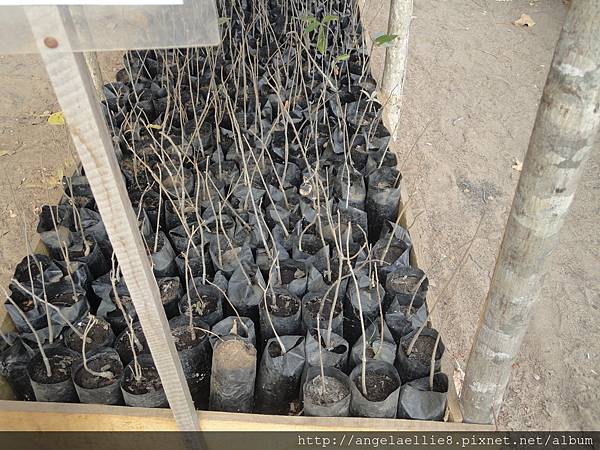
[0,0,598,430]
[363,0,599,430]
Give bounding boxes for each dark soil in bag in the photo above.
[175,246,214,281]
[384,266,428,309]
[157,277,182,319]
[114,322,149,366]
[169,316,212,408]
[302,292,343,338]
[372,223,412,286]
[255,336,305,414]
[42,230,108,279]
[104,294,138,337]
[385,298,428,342]
[63,316,115,354]
[397,372,448,421]
[178,282,223,327]
[209,339,257,413]
[303,366,351,417]
[121,353,168,408]
[27,345,80,403]
[365,167,401,243]
[73,347,124,405]
[6,284,89,339]
[349,360,401,418]
[395,327,445,382]
[0,338,35,401]
[259,287,301,348]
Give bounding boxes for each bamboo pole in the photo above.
[461,0,600,424]
[380,0,412,139]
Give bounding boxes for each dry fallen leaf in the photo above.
[44,167,64,188]
[0,150,14,157]
[512,159,523,172]
[47,111,65,125]
[513,13,535,27]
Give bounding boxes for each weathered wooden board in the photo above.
[0,400,493,431]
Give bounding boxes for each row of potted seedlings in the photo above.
[0,0,450,421]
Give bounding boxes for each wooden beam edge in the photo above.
[0,400,493,431]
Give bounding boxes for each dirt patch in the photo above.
[362,0,599,430]
[213,339,256,370]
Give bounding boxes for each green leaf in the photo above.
[374,34,398,46]
[322,15,339,24]
[218,17,230,25]
[304,17,320,33]
[317,27,326,54]
[335,53,350,62]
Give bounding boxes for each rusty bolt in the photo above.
[43,37,59,49]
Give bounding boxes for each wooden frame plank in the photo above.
[23,6,199,431]
[0,400,493,431]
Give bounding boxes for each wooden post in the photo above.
[461,0,600,424]
[25,6,200,432]
[380,0,412,139]
[84,52,104,99]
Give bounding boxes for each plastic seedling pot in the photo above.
[209,339,256,413]
[104,295,138,337]
[304,328,349,374]
[114,322,149,366]
[365,166,401,243]
[120,353,167,408]
[349,360,401,418]
[27,345,80,403]
[73,347,123,405]
[178,282,223,327]
[146,231,178,278]
[255,336,305,414]
[344,279,384,345]
[385,298,428,342]
[168,315,212,408]
[397,372,448,421]
[395,327,445,382]
[303,366,351,417]
[384,266,428,310]
[175,246,214,281]
[209,316,256,350]
[349,322,397,370]
[0,338,35,401]
[258,287,301,348]
[63,316,115,354]
[302,292,344,338]
[157,277,182,319]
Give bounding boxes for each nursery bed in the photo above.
[0,0,479,431]
[0,205,483,430]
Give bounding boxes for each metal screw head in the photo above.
[43,37,59,49]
